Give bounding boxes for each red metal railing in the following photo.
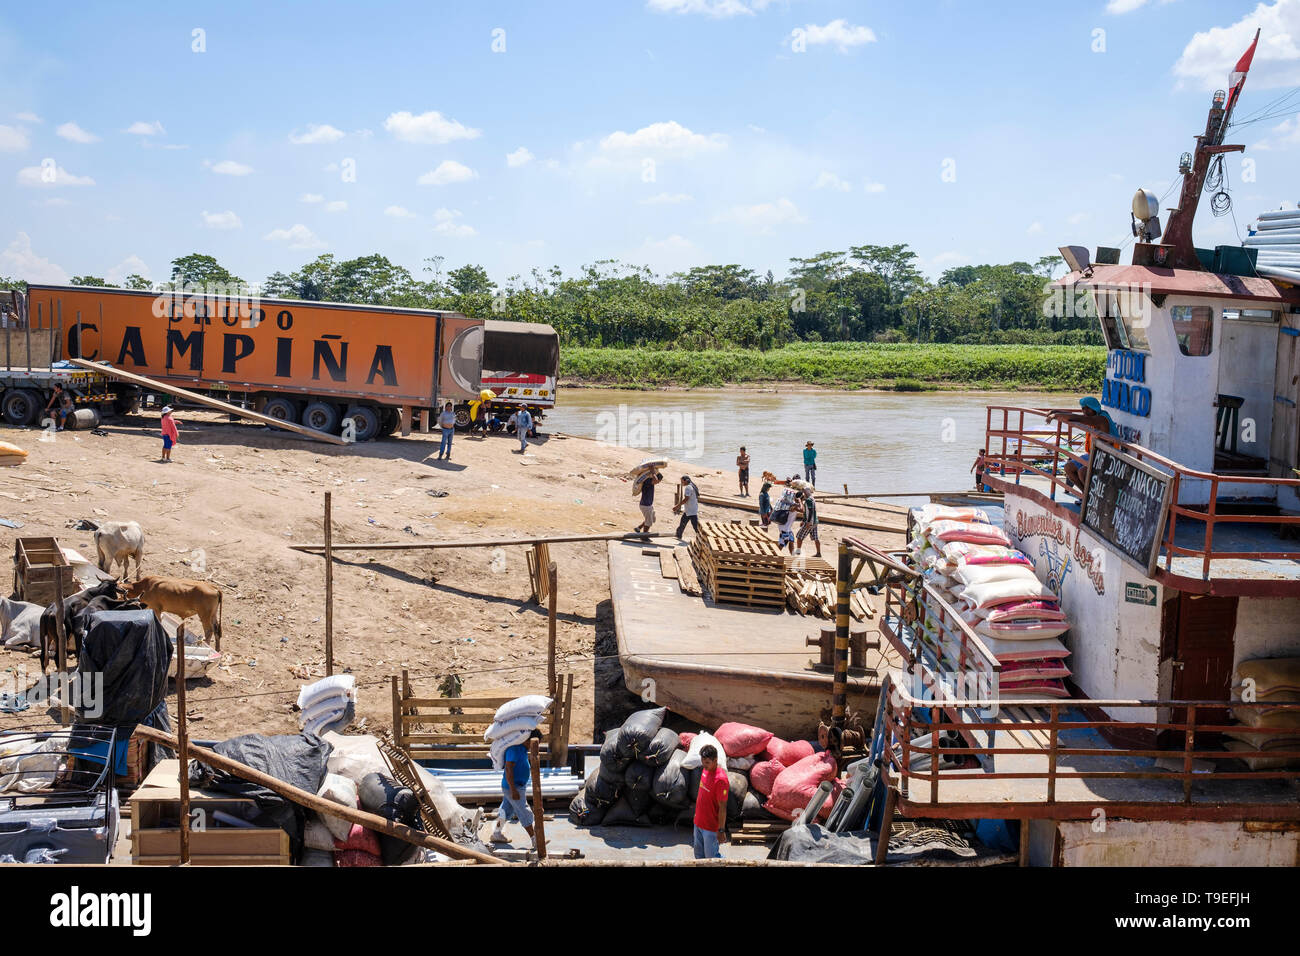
[981,405,1300,579]
[878,673,1300,811]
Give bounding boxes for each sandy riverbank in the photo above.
[0,411,901,743]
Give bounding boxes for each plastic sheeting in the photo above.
[75,609,172,728]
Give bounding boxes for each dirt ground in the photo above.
[0,408,901,744]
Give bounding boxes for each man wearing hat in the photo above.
[159,406,180,462]
[1046,397,1114,491]
[802,441,817,488]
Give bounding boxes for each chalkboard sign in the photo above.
[1080,445,1172,574]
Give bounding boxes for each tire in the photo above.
[2,389,42,426]
[343,404,382,442]
[262,396,299,425]
[453,405,472,430]
[381,407,401,435]
[302,400,342,434]
[113,390,141,416]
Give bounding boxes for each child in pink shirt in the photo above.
[160,406,180,462]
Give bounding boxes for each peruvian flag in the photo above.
[1224,28,1260,115]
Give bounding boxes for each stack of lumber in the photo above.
[785,560,836,618]
[850,587,876,622]
[689,521,786,607]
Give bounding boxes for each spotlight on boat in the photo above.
[1131,188,1162,242]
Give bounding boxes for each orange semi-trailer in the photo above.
[25,284,485,440]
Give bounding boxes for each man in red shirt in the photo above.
[693,744,729,859]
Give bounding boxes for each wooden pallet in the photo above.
[730,817,792,845]
[689,521,786,607]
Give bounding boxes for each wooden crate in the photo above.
[128,760,290,865]
[13,536,70,606]
[690,521,786,608]
[392,669,574,764]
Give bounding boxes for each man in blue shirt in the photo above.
[491,729,542,849]
[803,441,817,487]
[513,407,534,453]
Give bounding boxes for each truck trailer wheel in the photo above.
[261,396,299,425]
[302,400,341,434]
[2,389,42,426]
[381,407,401,436]
[454,405,472,430]
[343,405,382,442]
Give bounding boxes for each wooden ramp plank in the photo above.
[660,550,679,580]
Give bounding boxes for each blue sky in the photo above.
[2,0,1299,288]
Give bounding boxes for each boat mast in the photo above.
[1161,28,1259,270]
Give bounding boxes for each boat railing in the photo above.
[879,673,1300,810]
[982,405,1300,579]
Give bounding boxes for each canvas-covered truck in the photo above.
[21,284,487,440]
[453,318,559,430]
[0,290,113,428]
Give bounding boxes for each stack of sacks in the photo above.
[485,694,553,770]
[909,505,1073,699]
[762,752,842,822]
[570,707,678,827]
[1225,658,1300,770]
[312,773,383,867]
[297,675,356,737]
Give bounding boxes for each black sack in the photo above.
[360,772,423,866]
[641,727,679,766]
[652,750,690,809]
[624,761,654,816]
[599,727,630,775]
[615,707,666,761]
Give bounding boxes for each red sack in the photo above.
[679,732,696,750]
[335,849,382,867]
[333,823,382,856]
[749,758,785,797]
[715,722,774,758]
[765,752,837,819]
[765,737,816,766]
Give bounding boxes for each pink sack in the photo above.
[749,758,785,796]
[333,823,382,856]
[679,732,696,750]
[765,738,816,766]
[335,849,382,867]
[764,778,842,822]
[766,752,838,818]
[714,722,774,758]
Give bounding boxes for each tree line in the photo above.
[1,243,1103,348]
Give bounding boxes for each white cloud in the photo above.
[324,200,347,213]
[300,193,324,203]
[0,125,29,152]
[864,181,886,193]
[599,120,726,154]
[506,146,534,167]
[646,0,753,17]
[205,159,253,176]
[385,205,417,218]
[289,123,346,145]
[1174,0,1300,91]
[747,124,767,134]
[383,110,481,144]
[639,192,694,204]
[432,208,476,237]
[794,19,877,53]
[16,163,94,187]
[106,255,152,286]
[1106,0,1156,13]
[0,232,69,283]
[1027,221,1044,235]
[56,122,99,143]
[263,224,326,249]
[715,197,805,232]
[14,112,41,124]
[417,160,477,185]
[156,143,189,150]
[125,120,165,136]
[814,171,852,191]
[201,210,242,230]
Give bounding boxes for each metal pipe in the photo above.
[832,541,850,751]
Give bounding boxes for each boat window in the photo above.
[1095,290,1134,351]
[1116,292,1151,352]
[1222,307,1278,323]
[1171,305,1214,356]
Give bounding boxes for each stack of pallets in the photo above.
[689,521,786,608]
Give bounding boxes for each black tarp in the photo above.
[75,609,171,729]
[483,319,559,376]
[189,732,332,862]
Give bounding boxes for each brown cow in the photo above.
[123,575,223,649]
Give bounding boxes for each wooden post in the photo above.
[53,566,70,724]
[873,785,897,865]
[324,491,334,677]
[528,738,547,860]
[831,541,850,757]
[547,561,558,698]
[1018,819,1031,867]
[176,624,191,865]
[390,675,402,752]
[400,406,412,437]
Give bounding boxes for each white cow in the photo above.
[93,520,145,580]
[0,597,43,649]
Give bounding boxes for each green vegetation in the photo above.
[561,343,1106,390]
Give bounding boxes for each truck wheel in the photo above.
[262,396,299,425]
[302,400,341,434]
[113,389,141,416]
[2,389,42,426]
[454,405,472,430]
[381,407,401,436]
[343,405,382,442]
